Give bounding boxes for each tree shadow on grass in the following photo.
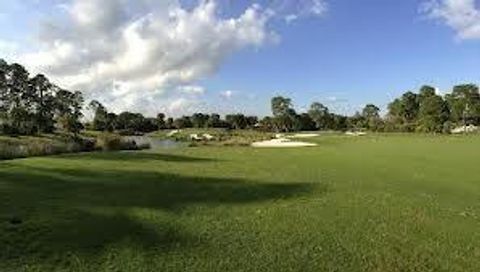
[0,164,321,269]
[53,151,218,163]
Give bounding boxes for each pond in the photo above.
[123,136,185,149]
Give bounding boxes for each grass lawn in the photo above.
[1,134,480,271]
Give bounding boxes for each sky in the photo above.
[0,0,478,117]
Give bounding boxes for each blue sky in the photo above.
[0,0,478,117]
[206,0,480,115]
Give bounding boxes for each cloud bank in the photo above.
[22,0,274,115]
[17,0,326,116]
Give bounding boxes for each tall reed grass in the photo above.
[0,136,95,160]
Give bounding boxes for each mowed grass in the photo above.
[1,134,480,271]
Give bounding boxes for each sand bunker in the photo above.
[452,125,478,134]
[252,138,317,148]
[287,133,320,138]
[345,131,367,136]
[167,130,180,137]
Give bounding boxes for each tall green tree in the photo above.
[445,84,480,126]
[0,60,11,132]
[362,104,380,119]
[386,98,403,131]
[0,59,87,136]
[173,116,192,129]
[55,90,84,136]
[245,116,259,129]
[2,63,36,134]
[347,112,366,131]
[418,85,437,102]
[401,91,419,123]
[271,96,292,117]
[207,114,227,128]
[191,113,209,128]
[28,75,56,133]
[308,102,331,130]
[417,88,449,133]
[298,113,316,131]
[271,96,299,132]
[166,117,174,129]
[387,91,421,132]
[362,104,383,131]
[8,63,30,109]
[89,100,109,131]
[156,113,166,129]
[226,114,248,130]
[331,114,348,131]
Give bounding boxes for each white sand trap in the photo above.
[203,133,215,140]
[252,138,317,148]
[167,130,180,137]
[288,133,320,138]
[345,131,367,136]
[190,134,203,141]
[452,125,478,134]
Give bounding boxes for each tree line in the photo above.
[1,59,479,136]
[262,84,479,133]
[386,85,480,133]
[89,100,260,134]
[91,83,479,134]
[0,60,83,136]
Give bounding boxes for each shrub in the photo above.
[81,138,97,151]
[136,142,151,150]
[95,133,151,151]
[0,133,152,160]
[95,133,123,151]
[0,136,94,160]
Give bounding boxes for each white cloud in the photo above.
[177,85,206,95]
[326,96,340,102]
[168,97,195,113]
[311,0,328,15]
[279,0,328,23]
[285,14,299,23]
[18,0,275,115]
[422,0,480,40]
[220,90,235,99]
[3,0,329,116]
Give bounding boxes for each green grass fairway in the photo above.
[1,134,480,271]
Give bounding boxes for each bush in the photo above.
[0,133,151,160]
[95,133,123,151]
[95,133,151,151]
[136,142,151,150]
[0,136,94,160]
